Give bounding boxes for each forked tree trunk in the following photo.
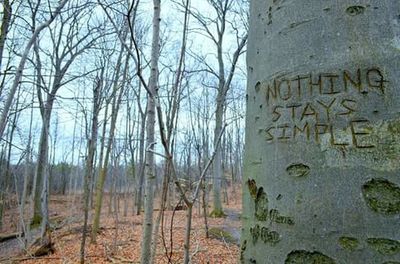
[242,1,400,263]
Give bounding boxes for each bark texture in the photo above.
[242,1,400,263]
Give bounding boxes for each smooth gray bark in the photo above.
[140,1,161,262]
[242,1,400,263]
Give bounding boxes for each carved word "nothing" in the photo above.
[255,68,386,104]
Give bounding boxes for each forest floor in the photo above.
[0,185,242,263]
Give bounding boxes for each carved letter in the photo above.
[316,98,336,121]
[277,124,291,140]
[272,106,283,122]
[286,104,302,121]
[291,75,308,99]
[265,127,274,141]
[266,80,277,104]
[343,69,362,92]
[322,74,340,95]
[293,122,310,140]
[315,123,329,143]
[278,79,292,101]
[350,119,375,148]
[301,103,318,121]
[329,125,350,146]
[367,68,386,94]
[308,73,322,96]
[337,98,357,116]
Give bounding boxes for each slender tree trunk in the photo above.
[0,150,5,230]
[32,103,53,227]
[140,1,161,262]
[140,100,157,263]
[92,36,128,242]
[211,102,224,216]
[19,88,36,245]
[135,111,146,215]
[150,161,170,264]
[3,86,21,225]
[183,204,193,264]
[80,77,101,264]
[92,103,109,209]
[68,109,78,196]
[202,179,209,238]
[0,0,11,72]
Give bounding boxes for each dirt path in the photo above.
[223,208,241,245]
[0,236,24,262]
[210,208,242,246]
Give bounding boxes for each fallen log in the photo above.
[0,232,22,242]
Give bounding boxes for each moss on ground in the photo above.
[208,227,236,244]
[210,209,226,218]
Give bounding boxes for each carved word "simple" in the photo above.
[261,119,374,148]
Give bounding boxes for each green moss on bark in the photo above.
[285,250,336,264]
[367,238,400,255]
[362,178,400,215]
[338,236,359,251]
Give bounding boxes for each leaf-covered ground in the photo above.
[0,186,242,263]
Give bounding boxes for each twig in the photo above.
[221,235,234,262]
[190,240,201,258]
[10,256,62,261]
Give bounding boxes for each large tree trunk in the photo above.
[242,1,400,263]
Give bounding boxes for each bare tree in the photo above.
[190,0,247,216]
[91,24,130,242]
[137,0,161,261]
[80,71,103,263]
[31,1,104,231]
[0,0,68,141]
